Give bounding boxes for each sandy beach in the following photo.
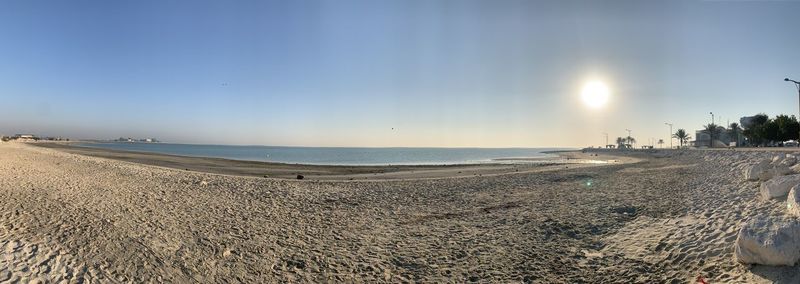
[1,142,798,282]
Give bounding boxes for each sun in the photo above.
[581,81,610,109]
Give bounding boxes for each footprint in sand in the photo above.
[0,238,93,283]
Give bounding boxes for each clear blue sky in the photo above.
[2,0,799,147]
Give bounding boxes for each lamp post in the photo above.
[664,122,673,149]
[709,112,714,148]
[603,132,608,148]
[785,78,800,143]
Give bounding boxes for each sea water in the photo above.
[77,142,574,166]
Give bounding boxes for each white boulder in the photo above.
[745,160,770,181]
[789,186,800,217]
[759,166,793,181]
[735,216,800,266]
[780,154,798,167]
[760,174,800,200]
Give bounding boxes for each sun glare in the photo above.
[581,81,610,109]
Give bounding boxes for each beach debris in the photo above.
[696,275,709,284]
[610,206,637,216]
[759,174,800,200]
[734,216,800,266]
[383,268,392,281]
[788,185,800,217]
[296,174,304,180]
[744,160,770,181]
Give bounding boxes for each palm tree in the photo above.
[702,123,722,148]
[729,122,741,146]
[626,136,636,147]
[673,129,691,148]
[616,137,626,148]
[658,139,664,148]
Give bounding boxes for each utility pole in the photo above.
[785,78,800,144]
[664,122,673,149]
[603,132,608,148]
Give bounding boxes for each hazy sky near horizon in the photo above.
[2,0,800,147]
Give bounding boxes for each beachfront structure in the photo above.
[691,126,743,147]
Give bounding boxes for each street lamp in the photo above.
[664,122,673,149]
[603,132,608,148]
[709,112,715,147]
[786,78,800,143]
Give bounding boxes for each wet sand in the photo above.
[32,143,624,180]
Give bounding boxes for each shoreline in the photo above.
[30,142,629,180]
[69,141,584,166]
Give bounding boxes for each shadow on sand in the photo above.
[750,265,800,283]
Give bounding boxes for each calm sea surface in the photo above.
[76,142,574,166]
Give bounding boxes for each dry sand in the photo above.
[0,142,797,282]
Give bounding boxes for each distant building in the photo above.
[691,126,742,147]
[10,134,39,141]
[115,137,158,143]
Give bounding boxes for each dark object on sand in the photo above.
[296,174,304,180]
